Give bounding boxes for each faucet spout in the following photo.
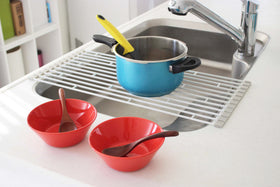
[168,0,259,57]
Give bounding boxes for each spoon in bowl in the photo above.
[58,88,77,132]
[102,130,179,157]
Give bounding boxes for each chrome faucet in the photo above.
[168,0,259,57]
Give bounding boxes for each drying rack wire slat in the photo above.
[49,67,223,113]
[32,50,251,128]
[41,72,218,120]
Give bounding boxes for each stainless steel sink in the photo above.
[93,18,269,78]
[133,19,269,79]
[35,19,265,131]
[135,25,237,77]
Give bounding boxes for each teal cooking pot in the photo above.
[93,35,201,97]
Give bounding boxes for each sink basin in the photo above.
[130,19,269,79]
[135,25,237,77]
[35,18,265,131]
[93,18,269,78]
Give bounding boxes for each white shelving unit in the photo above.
[0,0,63,87]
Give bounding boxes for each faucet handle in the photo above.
[241,0,259,13]
[249,0,259,12]
[168,0,195,15]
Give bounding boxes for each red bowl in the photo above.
[89,117,164,172]
[27,99,97,147]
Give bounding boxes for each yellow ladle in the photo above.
[96,15,134,55]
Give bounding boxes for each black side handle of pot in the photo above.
[169,57,201,74]
[92,34,117,48]
[93,34,134,59]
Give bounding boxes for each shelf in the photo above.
[4,23,58,51]
[4,32,33,51]
[36,29,62,65]
[0,0,63,87]
[33,23,58,37]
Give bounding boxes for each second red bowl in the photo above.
[89,117,164,172]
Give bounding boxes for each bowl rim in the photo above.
[27,98,97,135]
[88,116,165,159]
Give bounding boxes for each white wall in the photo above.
[66,0,167,50]
[55,0,241,54]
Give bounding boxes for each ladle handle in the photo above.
[96,15,134,55]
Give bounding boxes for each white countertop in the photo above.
[1,1,280,186]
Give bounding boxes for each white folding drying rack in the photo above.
[32,49,251,128]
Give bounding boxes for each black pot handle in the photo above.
[169,57,201,74]
[92,34,117,48]
[93,34,133,58]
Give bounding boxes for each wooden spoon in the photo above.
[58,88,77,132]
[102,130,179,157]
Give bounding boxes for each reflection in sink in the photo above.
[134,24,269,79]
[135,25,238,77]
[35,19,268,131]
[137,25,237,63]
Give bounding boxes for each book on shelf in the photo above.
[46,1,52,23]
[10,0,26,36]
[0,0,15,40]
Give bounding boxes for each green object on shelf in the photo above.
[0,0,15,40]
